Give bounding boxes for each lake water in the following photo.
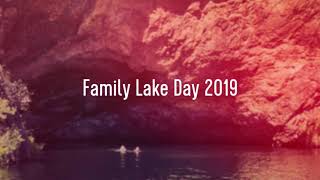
[2,145,320,180]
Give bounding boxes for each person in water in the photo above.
[133,146,141,154]
[119,145,127,154]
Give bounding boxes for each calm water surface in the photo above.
[1,146,320,180]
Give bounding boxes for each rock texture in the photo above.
[142,0,320,147]
[0,0,319,147]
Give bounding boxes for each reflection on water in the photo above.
[120,153,126,168]
[167,167,211,180]
[120,151,140,168]
[0,168,18,180]
[233,149,320,180]
[135,153,140,168]
[1,146,320,180]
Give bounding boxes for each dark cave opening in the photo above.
[22,58,276,147]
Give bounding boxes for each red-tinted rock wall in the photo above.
[0,0,319,147]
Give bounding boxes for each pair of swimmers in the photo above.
[118,145,141,154]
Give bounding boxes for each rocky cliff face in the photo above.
[0,0,319,147]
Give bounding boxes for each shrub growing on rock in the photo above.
[0,66,34,165]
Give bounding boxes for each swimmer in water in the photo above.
[133,146,141,154]
[119,145,127,154]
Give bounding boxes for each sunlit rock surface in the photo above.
[0,0,319,147]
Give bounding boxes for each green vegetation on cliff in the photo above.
[0,66,35,165]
